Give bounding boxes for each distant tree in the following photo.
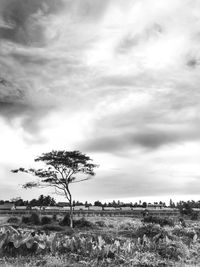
[142,202,147,208]
[112,200,117,207]
[29,198,38,207]
[38,195,44,207]
[37,195,56,207]
[85,201,92,207]
[180,202,193,216]
[11,150,98,228]
[94,200,102,206]
[11,197,25,206]
[170,199,176,208]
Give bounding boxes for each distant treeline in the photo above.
[1,196,200,211]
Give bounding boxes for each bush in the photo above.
[191,211,199,221]
[41,216,52,225]
[136,224,162,238]
[52,214,57,221]
[30,213,40,225]
[95,221,107,227]
[143,216,174,227]
[59,213,70,226]
[21,216,31,224]
[41,224,64,232]
[179,218,186,227]
[172,227,196,239]
[157,240,189,260]
[74,217,94,228]
[7,217,19,224]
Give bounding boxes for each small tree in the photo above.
[12,150,98,228]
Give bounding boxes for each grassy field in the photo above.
[1,214,200,266]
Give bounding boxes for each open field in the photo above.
[1,213,200,266]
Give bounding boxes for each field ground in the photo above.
[1,214,200,266]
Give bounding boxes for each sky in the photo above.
[0,0,200,204]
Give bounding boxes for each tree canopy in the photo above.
[12,150,98,227]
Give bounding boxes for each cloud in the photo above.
[0,0,200,201]
[82,124,200,153]
[0,0,66,46]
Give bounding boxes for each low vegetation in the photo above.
[1,215,200,266]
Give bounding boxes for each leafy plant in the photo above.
[30,213,40,225]
[143,216,174,227]
[7,217,20,224]
[59,213,70,226]
[41,216,52,225]
[21,216,31,224]
[74,217,95,228]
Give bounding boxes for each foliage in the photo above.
[52,214,57,222]
[21,216,31,224]
[95,221,107,227]
[21,213,40,225]
[12,150,98,228]
[143,216,174,227]
[191,211,199,220]
[136,224,163,238]
[41,224,63,232]
[41,216,52,225]
[30,213,40,225]
[7,217,20,224]
[157,240,189,260]
[2,219,200,266]
[59,213,70,226]
[29,195,56,207]
[59,215,94,229]
[74,217,95,228]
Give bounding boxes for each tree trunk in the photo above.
[69,198,73,228]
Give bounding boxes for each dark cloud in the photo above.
[10,52,50,65]
[0,0,110,47]
[82,126,200,154]
[0,100,53,138]
[0,77,55,140]
[186,58,200,68]
[0,0,65,46]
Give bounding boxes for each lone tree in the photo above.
[12,150,98,228]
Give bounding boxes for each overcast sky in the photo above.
[0,0,200,203]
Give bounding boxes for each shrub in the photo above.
[21,216,31,224]
[179,218,186,227]
[59,213,70,226]
[143,216,174,227]
[74,217,95,228]
[191,211,199,221]
[136,224,162,238]
[172,227,196,239]
[41,216,52,225]
[157,240,189,260]
[41,224,63,232]
[95,221,107,227]
[7,217,19,224]
[30,213,40,225]
[52,214,57,221]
